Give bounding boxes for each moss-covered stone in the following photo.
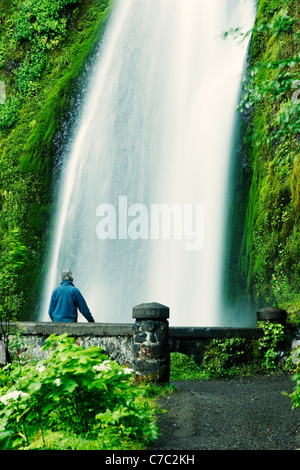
[0,0,298,328]
[0,0,114,321]
[227,0,299,325]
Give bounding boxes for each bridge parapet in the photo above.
[1,304,288,382]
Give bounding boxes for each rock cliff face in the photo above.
[224,0,299,324]
[0,0,113,321]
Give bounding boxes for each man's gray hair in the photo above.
[61,269,73,282]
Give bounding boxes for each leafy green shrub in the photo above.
[284,341,300,409]
[201,337,253,378]
[0,97,20,129]
[0,334,159,449]
[204,322,287,376]
[287,374,300,409]
[170,322,289,380]
[15,47,48,96]
[14,0,82,46]
[170,353,205,381]
[256,321,286,370]
[12,0,84,98]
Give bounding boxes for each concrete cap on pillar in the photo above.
[257,306,287,323]
[132,302,170,320]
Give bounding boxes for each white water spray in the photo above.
[40,0,256,326]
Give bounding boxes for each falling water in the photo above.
[40,0,256,326]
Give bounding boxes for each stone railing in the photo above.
[0,303,290,383]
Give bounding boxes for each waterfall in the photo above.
[40,0,256,326]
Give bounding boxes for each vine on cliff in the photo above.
[226,0,299,322]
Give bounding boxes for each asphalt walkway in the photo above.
[149,374,299,450]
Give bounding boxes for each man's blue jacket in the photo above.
[48,281,95,322]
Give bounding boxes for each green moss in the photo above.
[0,0,114,320]
[238,0,300,322]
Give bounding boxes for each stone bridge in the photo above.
[0,303,288,383]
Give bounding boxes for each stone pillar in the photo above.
[132,303,170,383]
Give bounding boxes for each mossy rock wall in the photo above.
[0,0,114,320]
[224,0,299,325]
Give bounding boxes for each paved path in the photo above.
[149,374,300,450]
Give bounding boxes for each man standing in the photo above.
[48,270,95,322]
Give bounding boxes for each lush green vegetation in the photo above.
[287,373,300,409]
[223,0,300,326]
[170,322,299,381]
[0,0,114,323]
[0,334,160,450]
